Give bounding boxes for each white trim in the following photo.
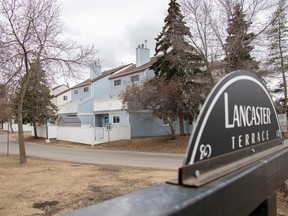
[78,113,94,116]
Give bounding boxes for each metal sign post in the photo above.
[7,122,9,156]
[106,123,112,142]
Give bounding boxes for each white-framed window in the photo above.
[63,95,68,100]
[162,118,168,126]
[74,90,78,94]
[113,116,120,124]
[114,79,121,86]
[84,87,89,92]
[131,74,139,82]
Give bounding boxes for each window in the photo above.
[84,87,89,92]
[63,96,68,100]
[113,116,120,124]
[162,118,168,126]
[74,90,78,94]
[131,75,139,82]
[114,79,121,86]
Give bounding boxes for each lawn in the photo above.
[1,131,288,215]
[0,155,176,216]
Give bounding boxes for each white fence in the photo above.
[1,122,131,145]
[38,125,131,145]
[31,125,57,139]
[2,122,32,132]
[57,125,131,146]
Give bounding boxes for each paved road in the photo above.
[0,135,185,170]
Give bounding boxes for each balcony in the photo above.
[94,97,122,112]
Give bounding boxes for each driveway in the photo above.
[0,135,185,170]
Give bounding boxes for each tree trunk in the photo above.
[9,120,14,133]
[168,119,176,140]
[281,69,287,115]
[178,114,185,136]
[17,108,27,163]
[33,122,38,138]
[278,24,287,115]
[17,65,30,164]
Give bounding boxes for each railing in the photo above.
[65,146,288,216]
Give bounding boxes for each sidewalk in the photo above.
[0,138,185,170]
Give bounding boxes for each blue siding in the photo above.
[145,69,155,80]
[72,76,111,126]
[110,78,124,97]
[109,111,128,125]
[110,72,146,97]
[71,85,91,101]
[93,76,110,99]
[78,98,93,113]
[78,115,94,125]
[129,113,189,137]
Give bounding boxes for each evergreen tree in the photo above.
[266,0,288,115]
[225,3,258,73]
[151,0,204,80]
[150,0,211,135]
[14,60,58,137]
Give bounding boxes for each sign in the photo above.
[177,71,283,187]
[106,123,112,130]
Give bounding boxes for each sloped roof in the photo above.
[58,116,81,123]
[53,88,71,97]
[52,84,69,91]
[53,64,134,98]
[71,79,91,89]
[91,63,133,83]
[109,56,158,79]
[69,63,133,90]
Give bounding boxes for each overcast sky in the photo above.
[60,0,170,71]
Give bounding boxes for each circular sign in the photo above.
[184,71,282,165]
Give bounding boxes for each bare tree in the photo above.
[0,0,97,163]
[181,0,224,74]
[265,0,288,115]
[121,79,184,139]
[0,98,11,123]
[181,0,278,75]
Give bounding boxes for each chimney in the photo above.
[90,60,102,80]
[136,40,150,67]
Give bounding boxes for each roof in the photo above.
[58,116,81,123]
[69,64,134,90]
[52,88,71,98]
[52,64,134,98]
[71,79,91,89]
[91,63,133,83]
[109,56,158,79]
[52,84,69,91]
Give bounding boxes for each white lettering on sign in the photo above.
[231,130,269,150]
[199,144,212,160]
[224,93,271,128]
